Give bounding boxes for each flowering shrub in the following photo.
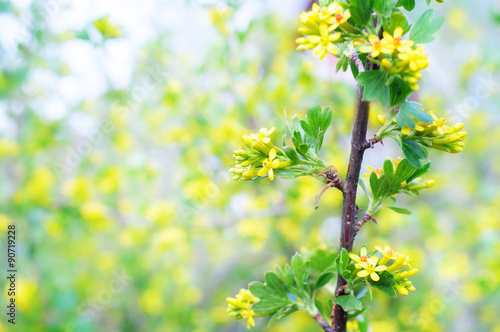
[227,1,467,331]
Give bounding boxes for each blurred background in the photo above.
[1,0,500,331]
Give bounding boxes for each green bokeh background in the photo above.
[0,0,499,331]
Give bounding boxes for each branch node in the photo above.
[315,167,345,209]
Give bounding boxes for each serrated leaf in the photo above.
[396,101,432,129]
[357,70,390,106]
[368,271,397,298]
[334,293,363,311]
[385,206,411,214]
[410,9,445,44]
[249,279,294,315]
[389,77,413,107]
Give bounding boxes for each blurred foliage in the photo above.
[0,0,499,331]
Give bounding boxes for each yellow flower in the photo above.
[328,4,351,30]
[257,148,281,180]
[350,247,387,282]
[366,166,383,178]
[356,256,387,282]
[388,157,404,170]
[227,289,260,329]
[376,245,399,265]
[382,27,414,52]
[397,45,429,72]
[394,271,417,296]
[359,35,393,58]
[231,128,293,181]
[296,3,350,59]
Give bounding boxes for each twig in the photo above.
[315,167,345,209]
[354,213,378,235]
[350,52,365,74]
[361,135,381,150]
[314,313,334,332]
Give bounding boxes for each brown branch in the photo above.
[361,135,381,150]
[331,47,380,332]
[349,52,365,74]
[353,213,378,235]
[314,313,334,332]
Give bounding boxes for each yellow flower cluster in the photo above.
[226,289,260,329]
[230,127,292,181]
[401,110,467,153]
[377,246,418,296]
[296,3,352,59]
[349,247,387,282]
[350,246,418,296]
[360,27,429,90]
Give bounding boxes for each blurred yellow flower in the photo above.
[227,289,259,329]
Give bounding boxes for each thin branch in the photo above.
[353,213,378,235]
[314,313,334,332]
[361,135,381,150]
[315,167,345,209]
[350,52,365,74]
[315,183,334,210]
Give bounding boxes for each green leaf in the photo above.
[389,77,413,107]
[410,9,445,44]
[282,146,300,162]
[373,0,397,18]
[402,139,427,168]
[386,12,408,35]
[291,253,307,289]
[309,248,336,274]
[334,293,363,311]
[385,206,411,214]
[406,161,430,183]
[358,179,372,200]
[368,271,397,298]
[393,158,417,183]
[356,70,390,106]
[297,143,310,155]
[283,264,295,287]
[349,0,374,26]
[383,159,395,186]
[336,56,347,73]
[396,101,432,129]
[396,0,415,11]
[249,276,294,315]
[315,271,336,290]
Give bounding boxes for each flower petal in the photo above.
[370,272,380,282]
